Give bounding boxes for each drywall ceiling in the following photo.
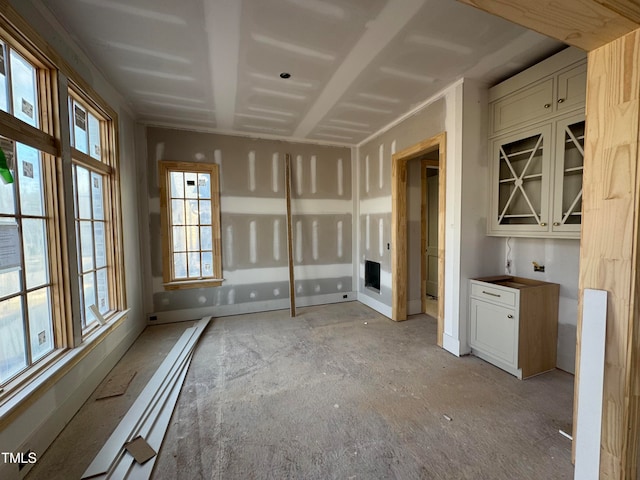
[43,0,564,146]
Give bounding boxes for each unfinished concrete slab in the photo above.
[27,302,574,479]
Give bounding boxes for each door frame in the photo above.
[391,131,446,346]
[421,158,439,312]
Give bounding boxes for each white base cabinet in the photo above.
[469,276,559,379]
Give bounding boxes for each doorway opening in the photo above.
[391,132,446,347]
[422,156,439,319]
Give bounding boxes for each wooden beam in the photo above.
[573,27,640,479]
[285,153,296,317]
[456,0,639,51]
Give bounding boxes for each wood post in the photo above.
[285,153,296,317]
[573,28,640,479]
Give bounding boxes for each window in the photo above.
[159,161,222,289]
[0,39,60,385]
[0,16,126,396]
[69,90,123,332]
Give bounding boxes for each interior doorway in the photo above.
[421,155,439,319]
[391,132,446,347]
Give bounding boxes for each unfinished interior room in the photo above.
[0,0,639,479]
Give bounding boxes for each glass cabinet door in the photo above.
[491,124,552,234]
[553,114,584,233]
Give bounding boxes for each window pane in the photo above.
[202,251,213,277]
[79,220,94,272]
[88,113,101,160]
[10,50,38,128]
[17,143,44,216]
[200,226,212,250]
[0,165,15,214]
[82,272,96,325]
[28,287,53,362]
[22,218,48,289]
[94,222,106,268]
[0,296,26,383]
[186,225,199,251]
[198,173,210,199]
[173,252,187,279]
[0,268,20,298]
[170,171,184,198]
[96,268,109,314]
[199,200,211,224]
[75,166,91,219]
[172,225,185,252]
[73,102,88,153]
[171,199,184,225]
[188,252,200,277]
[91,172,104,220]
[184,172,197,199]
[185,200,199,225]
[0,44,8,113]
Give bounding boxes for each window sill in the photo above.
[0,309,129,430]
[163,279,224,290]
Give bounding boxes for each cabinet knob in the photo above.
[557,98,565,104]
[553,222,560,226]
[507,314,514,319]
[540,222,547,227]
[544,103,551,108]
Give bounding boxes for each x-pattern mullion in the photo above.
[559,124,584,225]
[498,135,543,224]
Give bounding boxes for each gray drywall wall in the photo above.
[358,98,446,310]
[145,127,352,319]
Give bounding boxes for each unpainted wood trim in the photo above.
[392,132,446,348]
[0,110,57,155]
[158,161,222,288]
[70,147,112,175]
[571,28,640,479]
[455,0,639,51]
[285,153,296,317]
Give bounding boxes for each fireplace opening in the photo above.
[365,260,381,293]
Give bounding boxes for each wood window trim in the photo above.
[68,87,126,335]
[159,160,223,289]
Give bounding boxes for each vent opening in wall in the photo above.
[365,260,381,293]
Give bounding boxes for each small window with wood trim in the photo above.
[159,161,222,289]
[69,89,124,333]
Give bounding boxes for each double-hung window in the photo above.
[69,89,123,333]
[0,39,59,385]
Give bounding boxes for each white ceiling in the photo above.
[42,0,563,146]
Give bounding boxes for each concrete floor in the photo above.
[27,302,575,479]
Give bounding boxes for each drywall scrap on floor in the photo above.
[81,317,210,479]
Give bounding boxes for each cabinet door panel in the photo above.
[552,113,584,233]
[491,79,553,135]
[490,124,552,235]
[557,63,587,113]
[470,299,518,367]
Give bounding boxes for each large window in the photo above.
[159,161,222,289]
[0,40,58,385]
[0,19,125,396]
[69,90,122,332]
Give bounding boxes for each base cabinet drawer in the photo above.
[470,276,559,379]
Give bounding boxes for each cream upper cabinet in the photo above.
[488,47,586,239]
